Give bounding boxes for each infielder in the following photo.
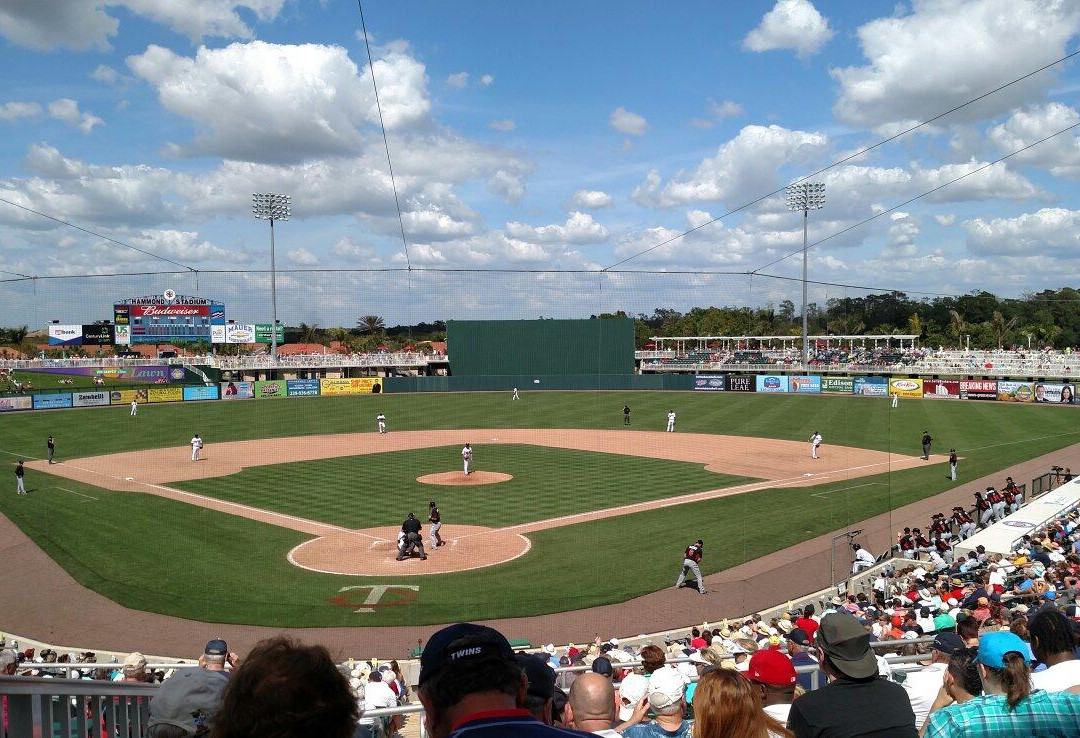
[810,431,822,459]
[130,399,138,416]
[666,409,676,432]
[14,460,26,495]
[949,449,958,481]
[461,443,472,476]
[675,539,707,594]
[512,387,520,400]
[46,435,55,464]
[428,500,444,548]
[377,413,387,434]
[921,430,933,460]
[190,434,204,462]
[623,405,631,426]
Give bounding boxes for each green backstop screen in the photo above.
[447,318,635,377]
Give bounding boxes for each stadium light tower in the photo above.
[252,193,291,360]
[786,182,825,371]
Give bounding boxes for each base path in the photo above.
[28,429,943,577]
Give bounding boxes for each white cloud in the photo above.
[401,208,475,240]
[832,0,1080,131]
[489,118,516,132]
[90,64,121,85]
[0,101,42,122]
[286,247,319,265]
[633,124,827,207]
[609,106,648,136]
[116,0,285,42]
[447,72,469,88]
[505,211,610,244]
[480,74,494,86]
[487,169,526,203]
[46,99,103,134]
[128,41,430,162]
[934,214,956,226]
[571,189,613,209]
[707,99,744,120]
[743,0,833,57]
[988,102,1080,178]
[330,237,380,264]
[964,207,1080,256]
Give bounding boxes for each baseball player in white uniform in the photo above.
[190,434,203,461]
[666,410,676,432]
[462,443,472,476]
[130,400,138,416]
[512,387,520,400]
[892,394,899,408]
[810,431,822,459]
[376,413,387,434]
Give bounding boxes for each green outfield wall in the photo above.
[383,373,694,393]
[446,318,634,376]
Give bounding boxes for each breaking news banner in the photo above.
[959,380,998,401]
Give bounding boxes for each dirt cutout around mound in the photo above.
[417,471,514,486]
[28,429,944,576]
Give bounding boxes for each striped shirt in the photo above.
[925,690,1080,737]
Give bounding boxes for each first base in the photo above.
[803,473,812,477]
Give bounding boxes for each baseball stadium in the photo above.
[4,2,1080,737]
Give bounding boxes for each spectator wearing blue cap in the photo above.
[925,631,1080,737]
[903,632,965,727]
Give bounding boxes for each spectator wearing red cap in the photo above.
[745,649,797,726]
[692,668,791,738]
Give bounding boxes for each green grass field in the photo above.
[2,391,1079,626]
[2,370,153,392]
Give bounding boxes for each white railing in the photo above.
[1,352,446,372]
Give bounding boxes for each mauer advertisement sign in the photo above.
[80,324,114,345]
[727,375,755,392]
[693,375,727,391]
[226,324,256,344]
[923,380,960,399]
[959,380,997,400]
[821,377,854,394]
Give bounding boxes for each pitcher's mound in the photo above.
[417,471,513,486]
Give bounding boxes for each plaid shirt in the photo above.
[925,690,1080,737]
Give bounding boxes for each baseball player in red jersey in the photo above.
[675,540,707,594]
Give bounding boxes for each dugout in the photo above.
[446,318,634,381]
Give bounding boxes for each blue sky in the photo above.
[1,0,1080,326]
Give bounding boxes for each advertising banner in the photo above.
[113,305,130,325]
[210,325,226,344]
[226,324,256,344]
[286,379,321,396]
[788,375,822,393]
[110,389,148,405]
[959,380,998,400]
[1033,382,1077,404]
[853,376,889,396]
[80,325,114,345]
[220,381,254,399]
[114,325,131,346]
[33,393,73,409]
[183,386,219,401]
[923,380,960,399]
[755,375,788,393]
[693,375,727,391]
[320,377,383,395]
[254,380,288,399]
[255,324,285,344]
[889,378,924,398]
[48,325,82,346]
[997,381,1035,403]
[0,396,32,412]
[820,377,854,394]
[129,304,210,318]
[71,390,109,407]
[727,375,756,392]
[148,387,183,403]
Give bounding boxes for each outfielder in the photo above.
[130,399,138,416]
[461,443,472,476]
[666,409,676,432]
[810,431,822,459]
[675,539,707,594]
[891,394,899,408]
[190,434,204,462]
[428,500,444,548]
[377,413,387,434]
[512,387,520,400]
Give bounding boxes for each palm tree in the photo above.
[948,310,966,347]
[297,322,320,343]
[4,325,29,345]
[326,327,350,344]
[990,311,1019,349]
[357,315,385,335]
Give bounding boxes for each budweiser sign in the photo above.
[138,305,205,316]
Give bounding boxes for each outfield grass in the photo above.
[2,391,1079,626]
[175,444,753,528]
[4,370,144,391]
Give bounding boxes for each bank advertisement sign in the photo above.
[286,379,321,396]
[889,378,924,398]
[853,376,889,396]
[788,375,821,393]
[48,325,82,346]
[254,380,288,399]
[33,393,73,409]
[821,377,854,394]
[183,386,219,401]
[727,375,755,392]
[220,381,254,399]
[320,377,382,395]
[923,380,960,399]
[997,381,1035,403]
[959,380,997,400]
[71,390,110,407]
[693,375,727,391]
